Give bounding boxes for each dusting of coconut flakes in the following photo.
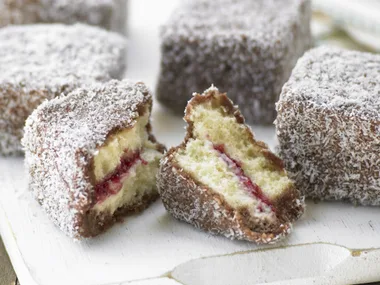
[0,0,126,32]
[0,23,126,155]
[157,0,312,124]
[158,156,294,244]
[157,88,304,244]
[276,46,380,206]
[22,80,152,238]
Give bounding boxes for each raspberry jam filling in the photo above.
[94,151,147,204]
[213,144,275,212]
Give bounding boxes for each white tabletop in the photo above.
[1,1,380,285]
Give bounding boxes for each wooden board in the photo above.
[1,1,380,284]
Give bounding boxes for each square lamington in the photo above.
[276,46,380,206]
[157,0,311,124]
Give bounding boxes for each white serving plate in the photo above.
[1,112,380,285]
[1,1,380,284]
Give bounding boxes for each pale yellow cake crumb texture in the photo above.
[182,101,293,200]
[93,148,162,214]
[93,108,152,182]
[92,107,163,214]
[176,139,274,216]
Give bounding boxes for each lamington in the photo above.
[158,86,304,244]
[22,80,165,238]
[0,23,126,155]
[156,0,311,124]
[276,46,380,206]
[0,0,127,33]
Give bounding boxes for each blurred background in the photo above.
[126,0,380,163]
[1,0,380,284]
[126,0,380,91]
[313,0,380,52]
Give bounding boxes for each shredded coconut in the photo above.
[0,23,126,155]
[156,0,312,124]
[158,87,304,244]
[276,46,380,206]
[22,80,151,238]
[0,0,126,32]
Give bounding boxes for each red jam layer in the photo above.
[213,144,275,213]
[94,151,147,204]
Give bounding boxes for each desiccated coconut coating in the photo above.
[22,80,162,239]
[0,0,127,33]
[156,0,312,124]
[0,23,126,155]
[158,87,304,244]
[276,46,380,206]
[159,159,292,244]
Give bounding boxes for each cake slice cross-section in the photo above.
[158,87,304,244]
[22,80,165,238]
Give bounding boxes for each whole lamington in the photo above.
[22,80,165,239]
[0,0,127,33]
[276,46,380,206]
[157,0,312,124]
[158,86,304,244]
[0,23,126,155]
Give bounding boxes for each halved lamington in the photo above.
[22,80,164,238]
[158,87,304,244]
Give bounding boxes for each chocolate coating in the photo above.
[22,80,161,238]
[156,0,312,124]
[0,23,126,155]
[158,87,304,244]
[0,0,127,33]
[276,46,380,206]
